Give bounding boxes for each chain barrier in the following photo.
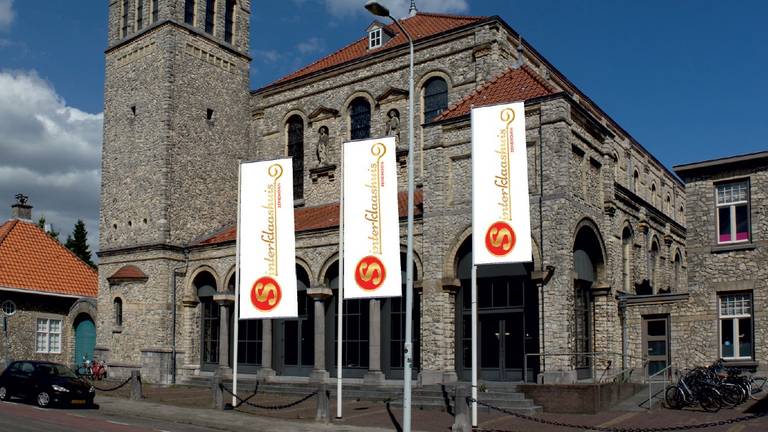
[92,376,134,392]
[219,383,318,410]
[468,397,767,432]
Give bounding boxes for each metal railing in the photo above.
[523,351,647,384]
[644,363,676,410]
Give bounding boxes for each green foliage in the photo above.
[36,215,60,241]
[65,219,95,268]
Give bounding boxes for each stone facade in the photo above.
[0,292,96,371]
[669,153,768,371]
[99,3,689,384]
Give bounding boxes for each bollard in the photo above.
[315,383,330,423]
[452,385,471,432]
[212,369,225,410]
[130,370,143,401]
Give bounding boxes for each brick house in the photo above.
[0,197,98,371]
[97,1,686,385]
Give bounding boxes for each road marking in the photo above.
[108,420,131,426]
[726,424,746,432]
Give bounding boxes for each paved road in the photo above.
[0,399,219,432]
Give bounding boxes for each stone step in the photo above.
[181,376,539,412]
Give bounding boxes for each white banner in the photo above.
[472,102,532,265]
[343,137,402,299]
[239,159,298,319]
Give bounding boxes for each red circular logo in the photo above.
[355,255,386,291]
[251,276,282,311]
[485,221,516,256]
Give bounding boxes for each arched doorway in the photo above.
[194,272,219,372]
[277,265,314,376]
[382,253,421,379]
[74,314,96,365]
[572,223,605,380]
[455,237,538,381]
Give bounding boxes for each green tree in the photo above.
[36,215,60,241]
[65,219,95,268]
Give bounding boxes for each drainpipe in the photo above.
[538,107,545,373]
[171,249,190,384]
[616,291,628,370]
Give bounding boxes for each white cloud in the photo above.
[0,70,102,255]
[0,0,14,31]
[322,0,468,18]
[253,49,282,63]
[296,37,325,55]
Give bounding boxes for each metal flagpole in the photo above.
[232,161,243,406]
[336,145,345,419]
[471,264,478,427]
[402,17,416,432]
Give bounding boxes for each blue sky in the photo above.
[0,0,766,251]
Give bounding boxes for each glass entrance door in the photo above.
[478,313,524,380]
[279,289,314,376]
[643,315,670,376]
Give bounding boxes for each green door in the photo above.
[74,316,96,365]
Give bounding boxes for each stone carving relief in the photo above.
[385,109,401,145]
[316,126,330,166]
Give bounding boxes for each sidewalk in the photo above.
[97,395,394,432]
[95,380,768,432]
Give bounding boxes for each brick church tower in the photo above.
[97,0,251,382]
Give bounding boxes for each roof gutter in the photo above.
[0,285,91,300]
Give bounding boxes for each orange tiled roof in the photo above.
[435,65,557,122]
[195,189,423,246]
[0,220,98,298]
[264,12,487,88]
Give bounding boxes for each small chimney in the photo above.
[408,0,418,17]
[11,194,32,221]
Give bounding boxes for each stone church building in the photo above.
[97,0,688,385]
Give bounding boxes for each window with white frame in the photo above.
[369,28,382,49]
[36,318,62,354]
[716,180,750,244]
[719,293,753,359]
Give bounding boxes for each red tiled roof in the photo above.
[265,13,487,88]
[107,265,148,282]
[0,220,98,298]
[435,65,557,121]
[195,189,424,246]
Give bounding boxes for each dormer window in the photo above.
[369,28,382,49]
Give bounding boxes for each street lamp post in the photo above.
[364,2,415,432]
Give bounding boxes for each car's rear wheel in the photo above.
[0,385,9,401]
[36,391,51,408]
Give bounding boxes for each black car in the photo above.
[0,361,95,408]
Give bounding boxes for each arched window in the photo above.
[224,0,236,43]
[150,0,159,22]
[621,226,633,292]
[184,0,195,25]
[632,170,639,194]
[114,298,123,327]
[665,194,671,214]
[121,0,131,37]
[673,252,682,292]
[136,0,145,30]
[287,115,305,201]
[649,240,659,291]
[205,0,216,34]
[349,97,371,140]
[651,183,657,207]
[423,77,448,123]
